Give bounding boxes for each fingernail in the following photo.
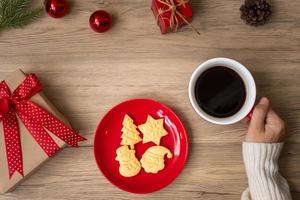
[259,97,269,105]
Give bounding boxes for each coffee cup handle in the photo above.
[246,108,254,121]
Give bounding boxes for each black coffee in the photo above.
[195,66,246,118]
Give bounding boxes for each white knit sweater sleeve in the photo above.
[241,142,292,200]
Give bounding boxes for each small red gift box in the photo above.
[151,0,193,34]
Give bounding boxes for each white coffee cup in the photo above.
[188,58,256,125]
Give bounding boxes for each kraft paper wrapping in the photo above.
[0,69,69,193]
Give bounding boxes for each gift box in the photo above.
[0,70,85,193]
[151,0,193,33]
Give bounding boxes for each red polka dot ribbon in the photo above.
[0,74,86,178]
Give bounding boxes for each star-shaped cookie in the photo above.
[138,115,168,145]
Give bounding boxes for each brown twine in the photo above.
[156,0,200,35]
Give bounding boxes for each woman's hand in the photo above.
[246,97,288,143]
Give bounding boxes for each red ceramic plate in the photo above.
[94,99,188,193]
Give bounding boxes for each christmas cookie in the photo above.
[138,115,168,145]
[121,114,142,149]
[140,146,172,173]
[115,146,141,177]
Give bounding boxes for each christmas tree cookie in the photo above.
[140,146,172,173]
[115,146,141,177]
[121,114,142,149]
[138,115,168,145]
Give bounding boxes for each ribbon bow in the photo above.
[157,0,200,34]
[0,74,86,178]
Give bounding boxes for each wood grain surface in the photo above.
[0,0,299,199]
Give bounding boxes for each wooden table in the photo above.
[0,0,299,199]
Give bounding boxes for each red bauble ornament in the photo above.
[45,0,68,18]
[89,10,112,33]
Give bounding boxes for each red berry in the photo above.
[45,0,68,18]
[89,10,112,33]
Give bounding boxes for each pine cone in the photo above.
[240,0,272,26]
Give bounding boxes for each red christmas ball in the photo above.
[89,10,112,33]
[45,0,68,18]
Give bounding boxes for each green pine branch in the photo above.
[0,0,43,31]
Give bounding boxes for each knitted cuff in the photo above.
[242,142,292,200]
[243,142,284,175]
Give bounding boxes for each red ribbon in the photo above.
[0,74,86,178]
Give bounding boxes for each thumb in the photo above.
[249,97,270,131]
